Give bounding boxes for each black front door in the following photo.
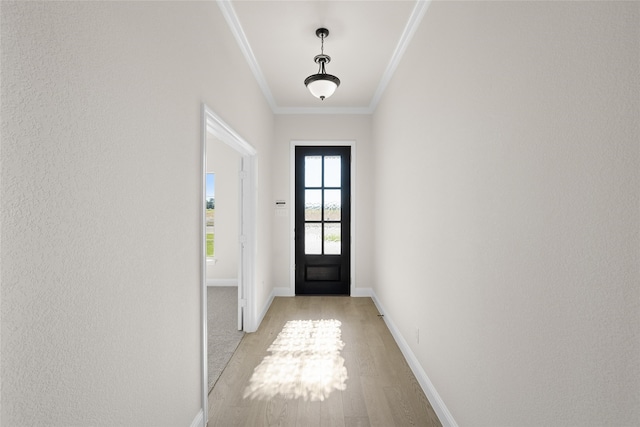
[295,146,351,295]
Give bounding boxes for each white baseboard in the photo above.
[254,286,295,332]
[206,279,238,287]
[272,286,294,297]
[351,287,372,297]
[255,288,276,331]
[190,409,204,427]
[369,290,458,427]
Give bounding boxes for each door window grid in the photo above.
[304,155,342,255]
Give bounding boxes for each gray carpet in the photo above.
[208,286,244,393]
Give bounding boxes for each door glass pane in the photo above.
[305,223,322,254]
[324,223,341,255]
[305,190,321,221]
[324,189,341,221]
[305,156,322,187]
[324,156,341,187]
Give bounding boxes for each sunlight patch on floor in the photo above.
[243,319,348,401]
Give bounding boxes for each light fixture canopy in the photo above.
[304,28,340,101]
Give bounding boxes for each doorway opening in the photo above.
[205,133,244,396]
[201,105,257,422]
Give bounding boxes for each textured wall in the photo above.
[1,1,273,425]
[373,2,639,426]
[271,115,374,294]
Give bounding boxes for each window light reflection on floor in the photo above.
[243,319,348,401]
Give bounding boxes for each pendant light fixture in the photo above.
[304,28,340,101]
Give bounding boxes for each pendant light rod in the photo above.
[316,28,329,54]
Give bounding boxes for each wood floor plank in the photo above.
[353,340,377,378]
[242,399,268,426]
[343,416,371,427]
[340,353,369,420]
[384,386,421,426]
[320,389,346,427]
[359,376,397,427]
[209,401,250,427]
[265,395,298,426]
[296,399,321,427]
[207,297,442,427]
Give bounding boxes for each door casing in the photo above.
[290,140,356,296]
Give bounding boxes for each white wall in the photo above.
[272,115,374,294]
[0,1,273,425]
[206,135,240,283]
[372,2,639,426]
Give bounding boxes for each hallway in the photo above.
[208,297,442,426]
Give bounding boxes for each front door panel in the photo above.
[295,146,351,295]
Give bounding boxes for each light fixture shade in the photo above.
[304,74,340,100]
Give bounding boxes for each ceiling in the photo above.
[220,1,431,114]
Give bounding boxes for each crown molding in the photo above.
[218,0,431,116]
[368,0,432,112]
[217,0,278,111]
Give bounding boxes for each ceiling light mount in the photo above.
[315,27,329,39]
[304,27,340,101]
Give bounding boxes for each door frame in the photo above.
[290,140,356,296]
[201,104,257,421]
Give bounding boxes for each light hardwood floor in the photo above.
[208,296,442,427]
